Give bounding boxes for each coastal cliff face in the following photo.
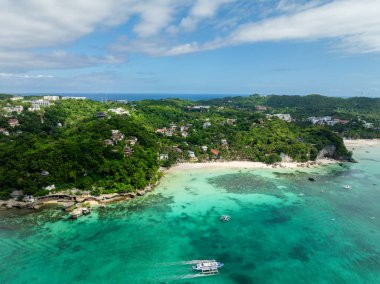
[317,145,336,159]
[317,145,355,162]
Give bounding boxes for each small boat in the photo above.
[192,260,224,274]
[220,215,231,221]
[298,193,305,197]
[343,185,351,190]
[308,177,316,182]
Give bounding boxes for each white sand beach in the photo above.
[170,158,337,172]
[344,139,380,151]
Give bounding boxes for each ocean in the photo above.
[1,145,380,283]
[21,93,246,102]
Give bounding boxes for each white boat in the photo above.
[220,215,231,221]
[343,185,351,190]
[192,260,224,274]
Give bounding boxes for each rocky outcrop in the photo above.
[317,145,336,159]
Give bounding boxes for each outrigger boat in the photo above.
[220,215,231,221]
[192,260,224,274]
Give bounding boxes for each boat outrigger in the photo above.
[220,215,231,221]
[192,260,224,274]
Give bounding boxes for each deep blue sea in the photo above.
[21,93,247,102]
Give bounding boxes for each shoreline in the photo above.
[344,139,380,151]
[2,139,377,213]
[168,158,337,173]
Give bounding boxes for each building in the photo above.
[43,95,60,101]
[203,122,212,129]
[111,130,124,142]
[159,154,169,160]
[211,149,220,156]
[255,105,267,111]
[124,146,133,155]
[108,108,130,115]
[221,139,228,146]
[8,119,19,127]
[104,139,113,146]
[126,136,138,145]
[187,105,211,111]
[96,112,107,119]
[10,96,24,101]
[32,99,51,107]
[273,114,292,122]
[61,96,87,100]
[188,151,196,159]
[0,128,9,136]
[226,119,236,125]
[44,184,55,191]
[364,122,374,129]
[201,146,208,152]
[29,105,41,112]
[10,190,23,199]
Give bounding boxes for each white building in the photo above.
[10,96,24,101]
[108,108,130,115]
[203,122,212,129]
[61,96,87,100]
[188,151,196,159]
[32,100,51,106]
[159,154,169,160]
[201,146,208,152]
[273,114,292,122]
[43,96,60,101]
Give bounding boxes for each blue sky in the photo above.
[0,0,380,97]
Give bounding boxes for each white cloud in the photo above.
[0,73,54,79]
[161,0,380,56]
[179,0,233,31]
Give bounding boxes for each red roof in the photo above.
[211,149,219,155]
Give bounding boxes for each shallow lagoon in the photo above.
[1,145,380,283]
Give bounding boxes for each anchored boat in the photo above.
[192,260,224,274]
[343,185,351,190]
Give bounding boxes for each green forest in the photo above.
[1,94,372,198]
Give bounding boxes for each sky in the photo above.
[0,0,380,97]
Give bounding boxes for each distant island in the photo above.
[1,93,379,204]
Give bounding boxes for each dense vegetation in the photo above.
[0,94,364,199]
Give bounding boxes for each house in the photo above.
[43,95,60,101]
[170,123,177,130]
[29,105,40,112]
[159,154,169,160]
[124,146,133,155]
[108,108,130,115]
[61,96,87,100]
[31,99,51,106]
[364,122,374,129]
[111,130,124,142]
[180,131,188,138]
[165,130,173,137]
[203,122,212,129]
[201,146,208,152]
[221,139,228,146]
[23,195,36,203]
[255,105,267,111]
[126,136,138,145]
[40,170,50,177]
[0,128,9,136]
[188,151,196,159]
[10,96,24,101]
[104,139,113,146]
[156,128,167,135]
[187,105,211,111]
[226,119,236,125]
[8,119,19,127]
[96,112,107,119]
[211,149,219,156]
[44,184,55,191]
[273,114,292,122]
[10,190,23,199]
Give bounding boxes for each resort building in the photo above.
[10,96,24,101]
[203,122,212,129]
[111,130,124,142]
[61,96,87,100]
[31,99,51,107]
[126,136,138,145]
[0,128,10,136]
[43,95,60,101]
[201,146,208,152]
[159,154,169,160]
[8,119,19,127]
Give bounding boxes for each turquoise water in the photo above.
[1,145,380,283]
